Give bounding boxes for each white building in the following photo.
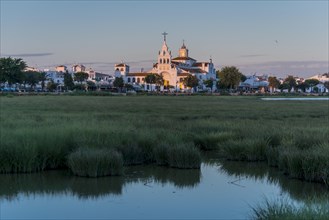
[72,64,86,73]
[55,65,67,73]
[307,73,329,83]
[113,33,217,91]
[45,71,64,85]
[239,75,269,92]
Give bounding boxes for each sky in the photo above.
[1,0,328,78]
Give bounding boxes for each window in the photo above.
[133,78,136,83]
[167,59,169,63]
[163,51,165,55]
[121,68,124,71]
[137,78,140,83]
[160,59,162,64]
[142,78,145,81]
[128,78,131,82]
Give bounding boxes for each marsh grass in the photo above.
[1,96,328,182]
[154,143,201,169]
[251,199,329,220]
[67,148,123,177]
[220,138,268,161]
[194,131,234,150]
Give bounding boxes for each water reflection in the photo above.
[0,165,201,201]
[217,160,329,202]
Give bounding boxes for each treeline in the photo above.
[0,57,95,92]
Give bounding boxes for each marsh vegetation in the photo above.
[0,96,328,183]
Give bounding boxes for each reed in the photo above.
[251,199,329,220]
[67,148,123,177]
[0,95,328,183]
[220,138,268,161]
[154,143,201,169]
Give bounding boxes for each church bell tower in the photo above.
[179,40,189,58]
[158,32,172,71]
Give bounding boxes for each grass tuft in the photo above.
[67,148,123,177]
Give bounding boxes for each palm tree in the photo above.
[268,76,280,93]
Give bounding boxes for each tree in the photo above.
[268,76,280,92]
[39,72,47,91]
[204,79,214,91]
[297,82,308,92]
[324,81,329,91]
[304,79,320,92]
[124,83,134,91]
[145,74,157,91]
[217,66,243,91]
[74,71,88,84]
[0,57,27,86]
[283,75,297,92]
[183,74,199,91]
[47,80,58,92]
[278,83,290,92]
[24,71,40,90]
[113,77,124,92]
[86,81,96,91]
[240,74,247,82]
[155,74,164,91]
[64,72,74,90]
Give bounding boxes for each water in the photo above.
[1,159,327,219]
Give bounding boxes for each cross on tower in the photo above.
[162,32,168,42]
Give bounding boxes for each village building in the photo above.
[239,75,269,92]
[72,64,86,73]
[307,73,329,83]
[55,65,67,73]
[114,33,217,91]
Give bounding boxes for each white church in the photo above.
[114,33,217,91]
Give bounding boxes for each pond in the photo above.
[1,158,327,219]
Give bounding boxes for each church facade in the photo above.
[114,33,217,91]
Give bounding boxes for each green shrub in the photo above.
[67,148,123,177]
[154,143,201,169]
[115,144,146,165]
[221,138,268,161]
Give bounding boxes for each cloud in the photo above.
[1,52,54,57]
[236,60,328,78]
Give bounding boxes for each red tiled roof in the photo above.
[180,67,207,74]
[172,56,196,61]
[127,73,155,77]
[178,73,190,76]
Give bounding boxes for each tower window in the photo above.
[160,59,162,64]
[167,59,169,63]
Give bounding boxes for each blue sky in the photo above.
[1,0,328,77]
